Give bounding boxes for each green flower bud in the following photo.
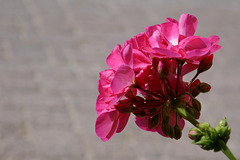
[161,123,170,136]
[188,128,202,141]
[195,136,215,151]
[168,125,175,139]
[148,115,160,129]
[174,125,182,140]
[159,58,170,79]
[132,110,145,118]
[198,83,211,93]
[147,108,157,115]
[218,117,228,127]
[162,106,170,123]
[208,128,218,141]
[190,79,201,97]
[215,118,231,142]
[198,122,211,131]
[186,107,200,119]
[191,89,200,97]
[192,98,201,111]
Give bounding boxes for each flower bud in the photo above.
[208,128,218,141]
[132,110,146,118]
[162,107,170,123]
[168,125,175,139]
[115,104,134,113]
[197,54,213,74]
[215,118,231,142]
[198,83,211,93]
[188,128,202,141]
[218,117,228,127]
[147,108,157,115]
[191,89,200,97]
[192,98,201,111]
[159,58,170,79]
[161,122,170,136]
[174,125,182,140]
[198,122,211,131]
[186,107,200,119]
[195,136,215,151]
[148,115,160,129]
[115,99,134,113]
[152,57,159,71]
[190,79,201,97]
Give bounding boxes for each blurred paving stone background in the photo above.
[0,0,240,160]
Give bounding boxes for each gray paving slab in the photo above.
[0,0,240,160]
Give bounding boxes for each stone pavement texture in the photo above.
[0,0,240,160]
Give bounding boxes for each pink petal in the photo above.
[161,22,179,45]
[181,62,199,76]
[111,65,135,94]
[166,17,178,23]
[108,92,125,108]
[208,35,220,45]
[95,110,119,141]
[106,44,124,70]
[184,48,211,60]
[180,36,211,51]
[133,32,149,49]
[152,48,181,58]
[179,14,198,37]
[135,116,157,132]
[156,126,167,137]
[116,113,130,133]
[133,49,151,69]
[96,95,108,115]
[145,25,162,48]
[210,44,222,54]
[97,69,115,97]
[122,44,133,67]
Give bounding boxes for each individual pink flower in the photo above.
[125,32,152,71]
[95,104,131,142]
[95,65,135,141]
[144,13,221,67]
[106,44,133,70]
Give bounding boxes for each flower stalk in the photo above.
[217,139,236,160]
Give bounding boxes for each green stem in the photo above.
[176,107,199,127]
[176,107,237,160]
[217,139,237,160]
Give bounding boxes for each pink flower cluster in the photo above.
[95,14,221,141]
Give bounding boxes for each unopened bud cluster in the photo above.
[188,118,231,152]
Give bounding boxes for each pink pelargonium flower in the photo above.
[124,32,152,71]
[106,44,133,71]
[107,36,153,73]
[145,13,221,62]
[96,65,135,141]
[95,99,131,142]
